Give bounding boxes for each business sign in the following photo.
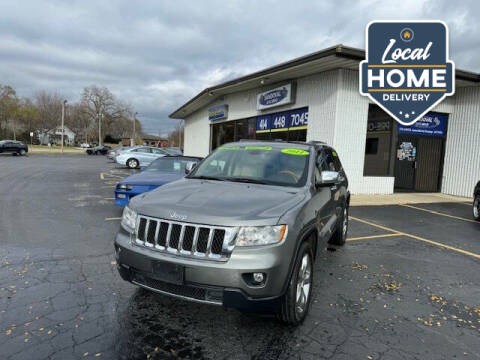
[397,111,447,137]
[208,104,228,121]
[367,119,391,133]
[256,107,308,133]
[257,83,294,110]
[360,21,455,126]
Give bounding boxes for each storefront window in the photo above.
[363,104,394,177]
[210,108,308,150]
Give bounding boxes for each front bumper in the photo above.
[114,229,291,312]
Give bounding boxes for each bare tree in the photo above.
[167,121,184,148]
[34,91,63,132]
[81,85,131,143]
[0,85,18,138]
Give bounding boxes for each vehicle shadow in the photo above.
[114,288,298,359]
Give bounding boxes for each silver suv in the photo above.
[114,140,349,324]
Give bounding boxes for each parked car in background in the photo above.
[474,181,480,221]
[115,146,171,169]
[79,143,91,148]
[0,140,28,156]
[86,145,111,155]
[115,155,202,207]
[107,146,132,161]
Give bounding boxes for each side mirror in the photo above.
[185,161,198,174]
[316,171,339,186]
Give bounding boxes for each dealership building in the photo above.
[169,45,480,197]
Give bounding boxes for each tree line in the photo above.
[0,84,142,144]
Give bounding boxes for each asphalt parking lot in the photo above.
[1,155,479,360]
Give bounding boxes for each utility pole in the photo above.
[98,112,103,146]
[61,100,67,153]
[132,112,138,146]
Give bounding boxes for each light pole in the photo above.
[132,112,138,146]
[98,112,104,146]
[61,100,67,153]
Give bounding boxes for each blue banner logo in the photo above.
[259,87,288,106]
[360,21,455,126]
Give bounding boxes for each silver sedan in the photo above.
[115,146,170,169]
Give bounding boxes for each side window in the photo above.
[152,148,167,155]
[136,147,151,153]
[316,151,331,172]
[331,149,343,172]
[317,149,341,172]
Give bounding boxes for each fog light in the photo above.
[253,272,265,284]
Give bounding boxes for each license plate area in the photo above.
[151,260,184,285]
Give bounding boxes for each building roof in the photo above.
[169,44,480,119]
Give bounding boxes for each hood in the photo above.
[129,178,306,226]
[119,172,184,186]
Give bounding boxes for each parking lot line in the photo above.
[350,216,480,260]
[105,217,122,221]
[347,233,400,242]
[399,204,477,223]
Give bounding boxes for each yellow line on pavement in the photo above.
[350,216,480,260]
[105,217,122,221]
[347,233,401,242]
[400,204,478,223]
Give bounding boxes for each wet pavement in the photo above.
[0,155,479,359]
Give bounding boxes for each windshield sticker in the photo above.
[218,145,241,150]
[281,148,309,156]
[332,151,338,157]
[245,146,272,151]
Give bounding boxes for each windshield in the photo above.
[189,144,310,187]
[144,157,198,173]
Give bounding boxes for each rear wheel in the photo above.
[329,204,348,246]
[473,195,480,221]
[127,158,139,169]
[277,241,313,325]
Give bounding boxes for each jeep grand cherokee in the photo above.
[114,140,349,325]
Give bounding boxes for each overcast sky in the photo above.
[0,0,478,135]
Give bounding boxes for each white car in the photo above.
[80,143,91,148]
[115,146,170,169]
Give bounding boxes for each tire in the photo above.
[126,158,139,169]
[329,204,348,246]
[277,241,314,325]
[473,194,480,221]
[19,149,26,156]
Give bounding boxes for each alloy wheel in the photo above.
[295,253,312,315]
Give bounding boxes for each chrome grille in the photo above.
[134,215,237,261]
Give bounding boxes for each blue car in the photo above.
[114,155,202,207]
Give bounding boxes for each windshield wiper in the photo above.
[225,177,269,185]
[189,175,226,181]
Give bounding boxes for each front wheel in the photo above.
[126,158,139,169]
[19,149,26,156]
[473,195,480,221]
[277,241,314,325]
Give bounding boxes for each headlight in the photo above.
[235,225,288,246]
[117,184,132,190]
[121,206,137,233]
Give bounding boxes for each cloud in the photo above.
[0,0,478,135]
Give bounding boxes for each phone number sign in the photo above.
[256,107,308,133]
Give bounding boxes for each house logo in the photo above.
[359,21,455,126]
